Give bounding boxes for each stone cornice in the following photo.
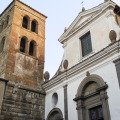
[7,83,46,95]
[113,57,120,64]
[42,40,120,91]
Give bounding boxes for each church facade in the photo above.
[0,0,120,120]
[43,1,120,120]
[0,0,46,119]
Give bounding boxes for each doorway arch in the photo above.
[74,74,111,120]
[47,108,63,120]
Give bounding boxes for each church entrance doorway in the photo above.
[74,74,111,120]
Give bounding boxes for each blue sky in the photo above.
[0,0,120,77]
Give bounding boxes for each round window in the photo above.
[52,93,58,106]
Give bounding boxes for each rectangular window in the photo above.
[89,105,104,120]
[80,31,92,57]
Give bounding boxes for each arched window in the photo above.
[29,40,36,56]
[31,20,38,33]
[0,24,2,33]
[47,108,63,120]
[6,15,9,25]
[20,37,27,53]
[0,37,5,53]
[22,16,29,29]
[52,93,58,106]
[0,21,4,32]
[4,15,9,28]
[1,21,4,31]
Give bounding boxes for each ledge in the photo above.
[8,83,46,95]
[43,40,120,91]
[73,84,108,101]
[113,57,120,64]
[0,78,9,84]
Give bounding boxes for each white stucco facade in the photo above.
[43,1,120,120]
[61,7,120,70]
[44,54,120,120]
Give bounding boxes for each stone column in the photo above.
[63,85,68,120]
[26,40,29,54]
[113,58,120,88]
[76,100,84,120]
[100,91,111,120]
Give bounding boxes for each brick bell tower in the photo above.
[0,0,47,119]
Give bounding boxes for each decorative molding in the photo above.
[76,74,107,98]
[43,40,120,91]
[63,84,68,120]
[59,1,115,43]
[113,58,120,64]
[73,84,108,101]
[73,75,110,120]
[47,108,63,120]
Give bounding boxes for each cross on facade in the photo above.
[81,1,85,12]
[81,1,84,8]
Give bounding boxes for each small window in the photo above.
[29,40,36,56]
[22,16,29,29]
[52,93,58,106]
[80,31,92,57]
[20,37,27,53]
[6,15,9,25]
[31,20,38,33]
[4,15,9,28]
[1,21,4,30]
[0,25,2,33]
[0,21,4,32]
[0,37,5,53]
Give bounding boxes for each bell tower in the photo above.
[0,0,47,119]
[0,0,47,88]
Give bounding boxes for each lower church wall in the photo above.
[45,55,120,120]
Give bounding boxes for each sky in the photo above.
[0,0,120,78]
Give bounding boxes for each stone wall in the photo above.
[0,84,45,120]
[0,0,46,88]
[0,0,47,119]
[0,2,14,78]
[0,79,8,114]
[4,0,46,88]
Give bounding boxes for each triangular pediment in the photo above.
[73,14,94,29]
[68,10,101,36]
[59,1,116,43]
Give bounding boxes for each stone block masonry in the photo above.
[0,0,47,119]
[0,83,45,120]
